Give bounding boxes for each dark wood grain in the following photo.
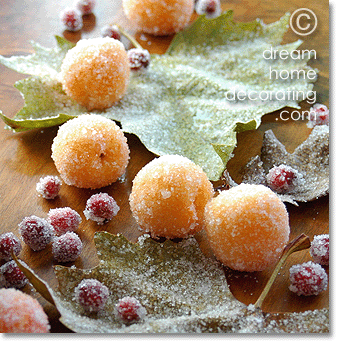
[0,0,329,333]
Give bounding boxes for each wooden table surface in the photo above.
[0,0,329,333]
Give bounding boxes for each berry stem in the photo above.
[116,25,143,49]
[254,233,310,309]
[11,251,55,305]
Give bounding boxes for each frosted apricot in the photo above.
[0,288,50,333]
[204,184,290,272]
[129,155,214,239]
[60,37,130,110]
[51,114,130,189]
[122,0,194,36]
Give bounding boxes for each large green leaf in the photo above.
[0,12,316,180]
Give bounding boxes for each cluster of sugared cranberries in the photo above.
[74,0,96,15]
[84,193,120,225]
[36,175,62,199]
[114,296,147,324]
[308,103,329,128]
[127,48,151,71]
[0,260,28,289]
[74,278,109,312]
[195,0,221,18]
[47,207,81,236]
[266,164,303,194]
[101,25,121,40]
[289,261,328,296]
[310,234,329,265]
[52,232,83,263]
[0,232,22,261]
[18,215,54,251]
[60,7,83,32]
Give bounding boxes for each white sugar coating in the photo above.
[51,114,130,189]
[18,215,54,251]
[0,260,28,289]
[289,261,328,296]
[0,232,22,261]
[84,193,120,225]
[122,0,194,36]
[75,0,96,15]
[52,232,83,263]
[61,37,130,110]
[310,234,329,265]
[129,155,214,239]
[0,288,50,333]
[74,278,109,312]
[36,175,62,199]
[48,207,82,235]
[204,184,290,272]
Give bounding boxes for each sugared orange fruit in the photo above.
[51,115,130,189]
[204,184,290,272]
[129,155,214,239]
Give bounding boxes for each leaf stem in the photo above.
[254,233,311,309]
[116,25,143,49]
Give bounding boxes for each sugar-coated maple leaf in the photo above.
[0,12,317,180]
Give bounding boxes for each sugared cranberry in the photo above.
[195,0,221,18]
[100,25,121,40]
[310,234,329,266]
[289,261,328,296]
[47,207,81,236]
[36,175,62,199]
[308,103,329,127]
[0,232,22,261]
[60,7,83,32]
[52,232,83,263]
[83,193,119,225]
[127,48,151,71]
[74,0,96,15]
[266,164,303,194]
[0,260,28,289]
[18,215,54,251]
[114,296,147,324]
[74,278,109,312]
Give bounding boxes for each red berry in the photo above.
[36,175,62,199]
[114,296,147,324]
[60,7,83,32]
[84,193,119,225]
[47,207,81,236]
[308,103,329,127]
[289,261,328,296]
[0,260,28,289]
[310,234,329,266]
[127,48,151,71]
[0,232,22,261]
[74,0,96,15]
[266,164,302,194]
[18,215,54,251]
[100,25,121,40]
[74,278,109,312]
[52,232,83,263]
[195,0,221,18]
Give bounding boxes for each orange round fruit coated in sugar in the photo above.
[51,114,130,189]
[129,155,214,239]
[61,37,130,110]
[122,0,194,36]
[0,288,50,333]
[204,184,290,272]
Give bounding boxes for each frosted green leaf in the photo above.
[13,232,328,333]
[0,13,317,180]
